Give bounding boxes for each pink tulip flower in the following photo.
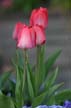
[34,25,46,45]
[30,7,48,29]
[13,22,26,40]
[17,26,36,49]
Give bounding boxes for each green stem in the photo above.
[23,49,27,91]
[39,45,45,84]
[15,49,27,108]
[22,49,27,104]
[35,45,45,95]
[35,45,41,95]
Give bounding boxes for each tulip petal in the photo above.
[17,26,36,49]
[29,27,36,47]
[13,22,26,40]
[30,7,48,28]
[34,25,46,45]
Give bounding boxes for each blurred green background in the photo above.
[0,0,71,16]
[0,0,49,14]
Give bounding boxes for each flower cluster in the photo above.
[0,6,71,108]
[12,7,71,108]
[63,100,71,107]
[23,100,71,108]
[13,7,48,49]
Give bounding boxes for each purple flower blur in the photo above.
[63,100,71,107]
[49,105,64,108]
[36,105,64,108]
[23,101,71,108]
[36,105,48,108]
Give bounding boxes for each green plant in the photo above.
[0,7,71,108]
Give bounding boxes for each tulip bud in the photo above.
[13,22,26,40]
[17,26,36,49]
[30,7,48,29]
[34,25,46,45]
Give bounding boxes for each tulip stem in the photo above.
[15,49,23,108]
[35,45,41,95]
[22,49,28,105]
[23,49,27,92]
[35,45,45,95]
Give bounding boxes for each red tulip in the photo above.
[30,7,48,29]
[17,26,36,49]
[13,22,26,40]
[34,25,46,45]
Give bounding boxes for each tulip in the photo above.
[17,26,36,49]
[30,7,48,29]
[13,22,26,40]
[34,25,46,45]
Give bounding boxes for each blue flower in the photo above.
[36,105,48,108]
[23,105,48,108]
[63,100,71,107]
[36,105,64,108]
[49,105,64,108]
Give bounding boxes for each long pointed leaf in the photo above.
[27,62,35,91]
[27,67,35,100]
[47,89,71,105]
[55,89,71,104]
[15,65,23,108]
[43,67,58,92]
[45,49,61,77]
[0,71,12,89]
[32,91,48,107]
[48,83,64,96]
[45,83,64,105]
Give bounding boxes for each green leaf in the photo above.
[43,67,58,91]
[48,83,64,96]
[1,79,16,97]
[45,49,61,77]
[11,49,24,70]
[15,65,23,108]
[27,67,35,100]
[0,92,15,108]
[27,62,35,91]
[17,50,24,69]
[9,80,16,97]
[0,71,11,89]
[32,83,62,107]
[12,50,24,107]
[32,83,63,107]
[45,83,64,105]
[46,95,56,105]
[32,91,48,107]
[55,89,71,104]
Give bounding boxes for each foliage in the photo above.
[0,6,71,108]
[0,48,71,108]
